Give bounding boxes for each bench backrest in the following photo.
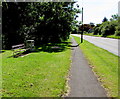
[12,44,25,50]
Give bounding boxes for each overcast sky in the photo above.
[75,0,119,24]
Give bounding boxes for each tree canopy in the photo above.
[2,2,80,49]
[93,15,119,37]
[102,17,108,22]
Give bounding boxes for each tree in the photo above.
[89,22,95,27]
[101,21,117,37]
[93,24,101,35]
[102,17,108,22]
[110,14,118,21]
[79,24,92,32]
[2,2,29,49]
[93,14,119,37]
[2,2,81,49]
[115,26,120,36]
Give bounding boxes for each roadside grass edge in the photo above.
[72,36,118,97]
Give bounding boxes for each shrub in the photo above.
[115,26,120,36]
[101,26,110,37]
[93,27,99,35]
[93,24,102,35]
[101,21,117,37]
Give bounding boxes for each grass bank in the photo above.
[84,33,120,39]
[2,40,71,97]
[73,36,118,97]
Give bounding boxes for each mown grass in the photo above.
[73,36,118,97]
[84,33,120,39]
[106,35,120,39]
[0,51,2,97]
[2,40,71,97]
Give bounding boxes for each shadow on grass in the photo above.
[8,41,73,58]
[8,41,82,58]
[8,50,31,58]
[36,41,72,53]
[0,50,5,53]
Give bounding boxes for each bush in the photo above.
[93,27,99,35]
[92,16,119,37]
[83,31,88,34]
[101,25,110,37]
[101,21,117,37]
[93,24,101,35]
[115,25,120,36]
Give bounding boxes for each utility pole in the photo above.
[81,7,83,43]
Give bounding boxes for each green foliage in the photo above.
[93,16,119,37]
[93,24,101,35]
[93,27,99,35]
[110,14,118,21]
[102,17,108,22]
[101,21,117,37]
[2,2,29,49]
[2,2,80,49]
[79,24,92,32]
[115,25,120,36]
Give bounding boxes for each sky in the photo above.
[75,0,120,24]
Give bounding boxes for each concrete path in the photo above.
[67,37,108,97]
[71,34,119,56]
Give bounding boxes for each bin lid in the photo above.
[26,40,34,42]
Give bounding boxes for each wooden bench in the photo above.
[12,44,27,57]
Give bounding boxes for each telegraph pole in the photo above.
[81,7,83,43]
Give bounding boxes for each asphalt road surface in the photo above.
[71,34,119,56]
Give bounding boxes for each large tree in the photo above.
[2,2,80,49]
[2,2,28,49]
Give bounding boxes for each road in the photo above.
[71,34,119,56]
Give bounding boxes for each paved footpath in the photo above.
[67,37,108,97]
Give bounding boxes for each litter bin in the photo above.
[26,40,35,51]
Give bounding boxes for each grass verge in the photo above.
[84,33,120,39]
[73,36,118,97]
[2,40,71,97]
